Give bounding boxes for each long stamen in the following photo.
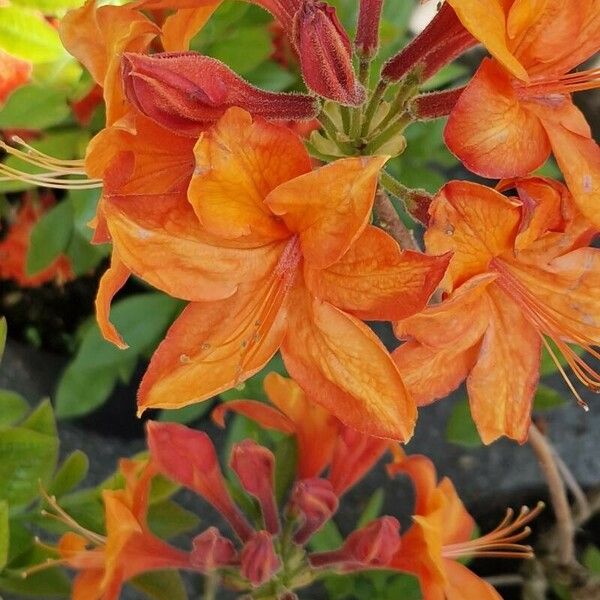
[442,502,544,560]
[521,67,600,96]
[0,138,102,190]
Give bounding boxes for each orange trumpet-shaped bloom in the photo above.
[103,107,449,440]
[40,460,192,600]
[388,450,541,600]
[393,177,600,443]
[213,372,339,479]
[444,0,600,227]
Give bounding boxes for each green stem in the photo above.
[318,111,355,154]
[369,72,420,137]
[364,112,411,154]
[203,572,218,600]
[361,79,387,136]
[304,140,338,163]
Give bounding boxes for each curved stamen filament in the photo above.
[442,502,544,560]
[524,67,600,95]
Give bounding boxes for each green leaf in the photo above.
[10,0,84,16]
[274,435,297,503]
[0,426,58,506]
[533,384,566,412]
[309,519,344,552]
[0,391,28,428]
[0,501,8,571]
[147,499,200,540]
[26,200,74,276]
[206,26,272,74]
[446,397,482,448]
[48,450,89,498]
[157,400,214,425]
[55,293,181,418]
[0,6,65,63]
[356,488,384,529]
[0,567,69,597]
[21,400,56,437]
[131,570,188,600]
[0,84,69,130]
[245,60,297,91]
[583,545,600,574]
[0,318,6,362]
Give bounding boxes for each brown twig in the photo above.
[528,423,575,566]
[374,189,420,251]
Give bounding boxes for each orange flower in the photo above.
[38,460,192,600]
[0,50,30,105]
[444,0,600,227]
[102,107,449,440]
[388,450,542,600]
[0,195,73,287]
[393,177,600,443]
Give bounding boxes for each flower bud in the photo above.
[122,52,319,136]
[191,527,237,571]
[355,0,384,59]
[290,478,338,545]
[292,1,365,106]
[230,440,280,535]
[240,531,282,587]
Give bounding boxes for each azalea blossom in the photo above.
[393,177,600,443]
[444,0,600,227]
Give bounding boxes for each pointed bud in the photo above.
[289,478,338,545]
[122,52,319,136]
[230,440,280,535]
[190,527,237,571]
[292,1,365,106]
[355,0,384,59]
[381,3,475,83]
[240,531,282,587]
[146,422,254,542]
[309,516,401,570]
[411,87,464,120]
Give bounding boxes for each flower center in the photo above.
[516,67,600,102]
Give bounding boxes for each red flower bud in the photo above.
[411,87,464,120]
[289,478,338,545]
[146,422,253,542]
[355,0,384,59]
[230,440,280,535]
[122,52,319,136]
[191,527,237,571]
[240,531,282,587]
[381,3,475,82]
[309,516,401,570]
[292,1,365,106]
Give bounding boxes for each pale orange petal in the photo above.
[444,559,502,600]
[263,372,339,478]
[138,279,289,413]
[437,478,475,546]
[445,59,549,179]
[446,0,528,79]
[212,399,296,434]
[305,225,450,320]
[467,284,540,444]
[266,156,388,269]
[281,286,416,441]
[189,107,310,243]
[95,249,131,349]
[426,181,521,289]
[72,570,105,600]
[103,192,282,302]
[161,4,220,52]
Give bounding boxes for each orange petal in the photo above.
[281,286,416,441]
[161,4,220,52]
[59,1,158,123]
[444,559,502,600]
[95,249,131,349]
[542,118,600,230]
[446,0,528,80]
[467,284,540,444]
[72,570,105,600]
[103,192,282,302]
[189,107,310,243]
[266,156,388,269]
[444,59,549,179]
[305,225,450,320]
[263,372,339,478]
[426,181,521,289]
[212,399,296,434]
[138,278,289,413]
[437,478,476,546]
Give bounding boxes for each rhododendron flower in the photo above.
[0,195,73,287]
[103,107,449,440]
[39,460,192,600]
[388,450,542,600]
[0,50,30,104]
[393,177,600,443]
[444,0,600,227]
